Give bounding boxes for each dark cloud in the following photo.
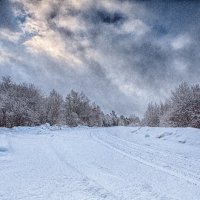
[152,24,168,37]
[94,9,126,24]
[0,0,16,30]
[144,0,200,33]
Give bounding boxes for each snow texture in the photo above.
[0,125,200,200]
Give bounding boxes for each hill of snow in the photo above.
[0,125,200,200]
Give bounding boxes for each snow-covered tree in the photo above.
[147,82,200,128]
[143,102,160,127]
[166,82,200,128]
[102,114,112,127]
[190,84,200,128]
[128,114,140,126]
[88,104,104,127]
[0,77,44,127]
[45,89,64,125]
[110,111,119,126]
[64,90,93,126]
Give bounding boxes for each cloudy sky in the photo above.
[0,0,200,116]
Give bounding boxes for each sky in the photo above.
[0,0,200,116]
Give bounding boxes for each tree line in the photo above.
[0,77,199,128]
[0,77,140,128]
[142,82,200,128]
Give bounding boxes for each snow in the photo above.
[0,126,200,200]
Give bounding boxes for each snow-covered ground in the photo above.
[0,125,200,200]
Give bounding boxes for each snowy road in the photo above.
[0,126,200,200]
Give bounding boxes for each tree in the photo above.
[128,114,140,126]
[88,104,104,127]
[102,114,112,127]
[190,84,200,128]
[64,90,92,126]
[0,77,44,127]
[143,102,160,127]
[110,111,119,126]
[147,82,200,128]
[45,89,64,125]
[169,82,191,127]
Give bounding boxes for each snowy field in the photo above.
[0,125,200,200]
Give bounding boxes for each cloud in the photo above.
[0,28,22,43]
[121,19,149,35]
[0,0,200,116]
[171,34,192,50]
[24,30,84,69]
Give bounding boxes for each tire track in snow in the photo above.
[49,138,121,200]
[106,133,200,182]
[114,129,199,165]
[90,132,200,187]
